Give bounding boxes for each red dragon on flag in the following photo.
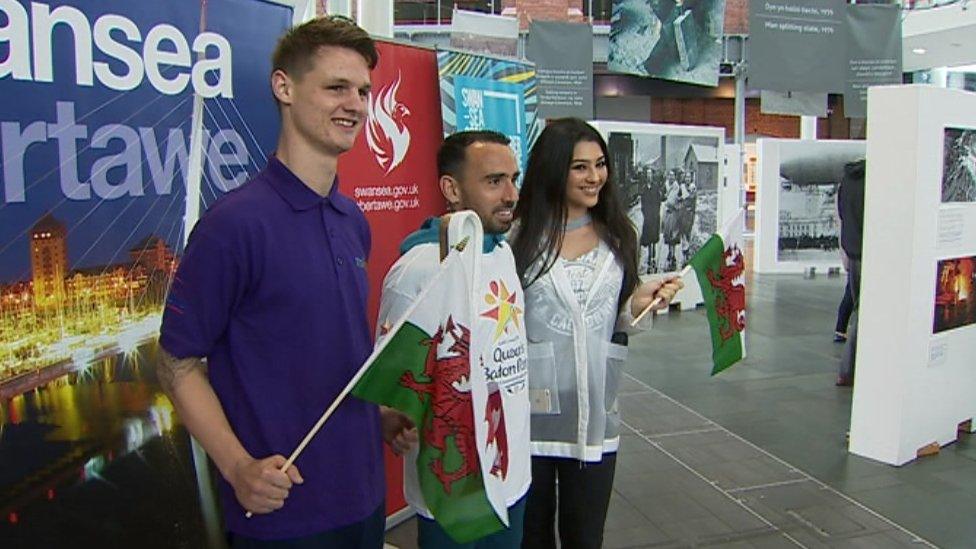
[399,316,478,493]
[688,212,747,375]
[706,244,746,341]
[485,381,508,480]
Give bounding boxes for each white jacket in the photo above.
[524,241,650,461]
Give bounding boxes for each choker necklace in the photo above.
[564,213,592,232]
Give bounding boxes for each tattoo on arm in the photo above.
[157,347,206,393]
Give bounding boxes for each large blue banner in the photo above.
[0,1,294,544]
[0,0,289,395]
[196,0,290,211]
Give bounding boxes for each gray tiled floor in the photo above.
[387,259,976,548]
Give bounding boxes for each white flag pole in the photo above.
[630,265,692,327]
[243,328,392,518]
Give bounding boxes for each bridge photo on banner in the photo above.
[0,1,296,546]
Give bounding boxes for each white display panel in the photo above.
[592,121,727,310]
[849,85,976,466]
[721,144,745,228]
[754,139,866,274]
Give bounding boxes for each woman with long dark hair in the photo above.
[511,118,683,548]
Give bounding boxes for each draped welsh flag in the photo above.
[688,212,747,375]
[350,214,508,543]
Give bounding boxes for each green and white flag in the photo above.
[688,211,747,375]
[351,213,509,543]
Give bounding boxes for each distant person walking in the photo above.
[837,159,865,386]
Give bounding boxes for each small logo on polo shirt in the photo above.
[355,256,367,269]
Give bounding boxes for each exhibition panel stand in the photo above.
[722,143,746,231]
[849,85,976,466]
[754,138,865,274]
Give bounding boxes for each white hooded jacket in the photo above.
[523,241,650,461]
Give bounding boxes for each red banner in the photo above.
[337,40,444,519]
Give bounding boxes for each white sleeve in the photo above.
[615,294,653,335]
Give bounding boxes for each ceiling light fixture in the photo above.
[912,47,927,54]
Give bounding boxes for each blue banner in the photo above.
[0,0,291,384]
[196,0,289,210]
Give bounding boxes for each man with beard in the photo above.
[375,131,531,548]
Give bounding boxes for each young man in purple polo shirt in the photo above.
[157,17,411,547]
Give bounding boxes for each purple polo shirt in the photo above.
[160,156,383,540]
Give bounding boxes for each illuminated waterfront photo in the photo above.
[0,344,223,548]
[1,213,178,394]
[0,0,296,546]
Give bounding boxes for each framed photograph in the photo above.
[934,255,976,334]
[608,0,727,87]
[593,121,725,275]
[754,139,866,274]
[941,127,976,203]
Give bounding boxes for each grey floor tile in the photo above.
[741,533,811,549]
[829,472,904,493]
[619,375,656,396]
[606,493,654,530]
[735,482,835,529]
[930,464,976,493]
[601,524,680,548]
[621,395,715,436]
[667,516,745,543]
[828,531,933,548]
[624,487,714,522]
[615,446,689,476]
[648,432,805,492]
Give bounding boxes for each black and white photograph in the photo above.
[607,128,721,273]
[775,141,865,263]
[942,127,976,203]
[608,0,726,87]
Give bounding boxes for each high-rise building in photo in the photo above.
[30,213,68,310]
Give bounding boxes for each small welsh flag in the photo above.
[351,213,509,543]
[688,212,747,375]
